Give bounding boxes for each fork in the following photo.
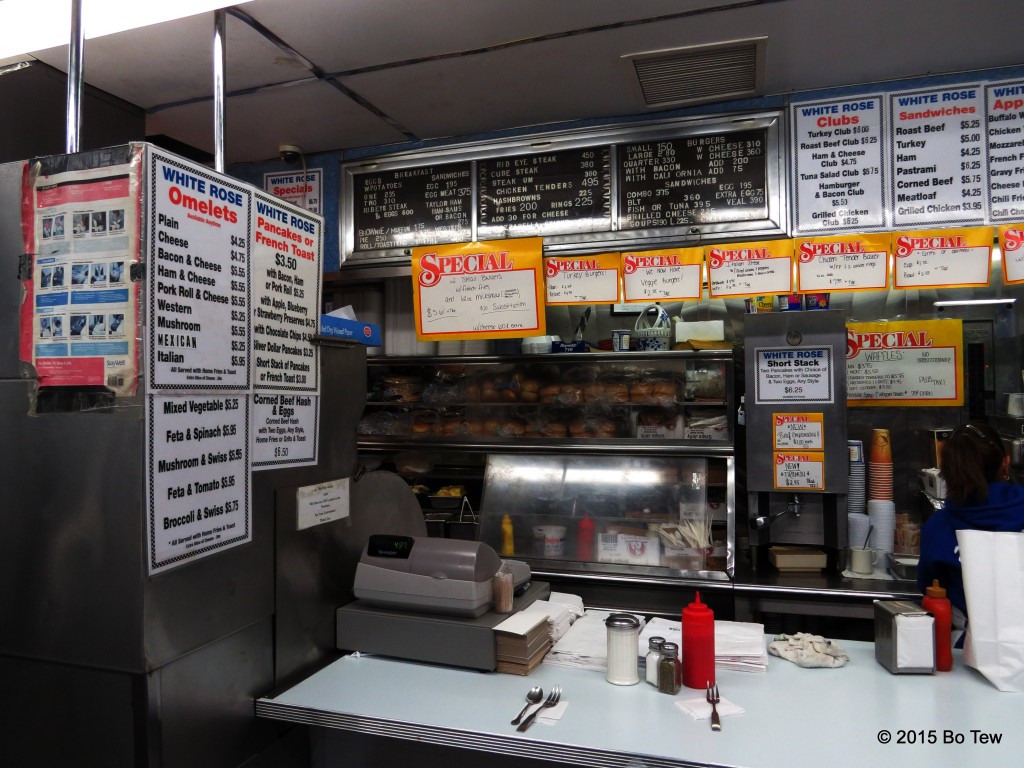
[516,685,562,732]
[706,681,721,732]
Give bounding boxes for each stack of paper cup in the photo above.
[868,429,893,501]
[848,439,866,516]
[868,499,896,561]
[847,512,871,551]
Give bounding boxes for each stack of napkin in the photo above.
[639,617,769,673]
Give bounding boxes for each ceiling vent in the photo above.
[626,37,766,108]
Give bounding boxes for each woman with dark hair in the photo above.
[918,421,1024,629]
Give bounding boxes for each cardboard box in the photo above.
[319,315,382,346]
[919,467,946,499]
[874,600,935,674]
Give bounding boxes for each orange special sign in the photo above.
[412,237,545,341]
[773,451,825,491]
[772,413,825,451]
[999,224,1024,284]
[707,239,794,299]
[795,233,891,293]
[544,251,621,305]
[892,227,993,289]
[621,246,703,302]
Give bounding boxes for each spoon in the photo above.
[510,686,543,725]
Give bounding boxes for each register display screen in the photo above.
[366,534,415,559]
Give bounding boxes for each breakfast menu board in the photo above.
[478,147,610,239]
[616,128,770,229]
[352,162,472,251]
[791,95,886,233]
[147,148,251,390]
[411,238,545,340]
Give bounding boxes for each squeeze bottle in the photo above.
[577,514,595,560]
[682,591,715,689]
[922,579,953,671]
[500,515,515,556]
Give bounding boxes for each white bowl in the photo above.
[533,525,567,540]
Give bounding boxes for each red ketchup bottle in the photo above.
[922,579,953,672]
[682,591,716,689]
[576,514,595,561]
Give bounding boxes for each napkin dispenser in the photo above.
[874,600,935,674]
[353,534,529,618]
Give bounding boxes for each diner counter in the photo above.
[257,640,1019,768]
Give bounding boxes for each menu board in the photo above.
[478,148,610,239]
[616,128,769,229]
[753,346,835,404]
[708,239,793,298]
[352,163,472,251]
[892,227,992,289]
[986,80,1024,222]
[147,393,250,574]
[773,451,825,491]
[773,413,825,451]
[795,233,890,293]
[147,149,251,390]
[621,247,703,302]
[888,84,987,228]
[544,253,620,305]
[791,95,886,233]
[846,319,963,407]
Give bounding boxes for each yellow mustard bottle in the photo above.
[501,514,515,556]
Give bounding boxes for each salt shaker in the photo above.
[645,636,665,686]
[605,613,641,685]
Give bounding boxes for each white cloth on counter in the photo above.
[767,633,849,668]
[675,696,745,721]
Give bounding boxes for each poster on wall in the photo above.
[790,94,887,233]
[753,346,834,404]
[411,238,545,340]
[846,319,964,407]
[621,247,703,303]
[146,393,251,574]
[20,147,143,394]
[146,147,251,391]
[264,168,322,214]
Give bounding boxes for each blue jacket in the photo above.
[918,482,1024,617]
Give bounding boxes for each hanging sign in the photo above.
[773,451,825,491]
[544,252,620,305]
[986,79,1024,222]
[888,84,987,228]
[999,224,1024,284]
[790,94,886,233]
[411,238,545,340]
[846,319,963,407]
[146,148,251,391]
[264,168,322,214]
[795,233,890,293]
[773,413,825,451]
[146,393,251,574]
[621,247,703,303]
[708,239,793,299]
[892,227,992,289]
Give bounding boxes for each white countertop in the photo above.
[258,641,1021,768]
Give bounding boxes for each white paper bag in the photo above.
[957,529,1024,692]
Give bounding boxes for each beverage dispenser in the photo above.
[743,311,848,568]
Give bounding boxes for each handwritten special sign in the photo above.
[795,233,890,293]
[773,451,825,491]
[999,225,1024,284]
[846,319,963,407]
[412,238,545,340]
[544,252,620,305]
[892,227,992,289]
[773,413,825,451]
[707,239,793,298]
[621,247,703,303]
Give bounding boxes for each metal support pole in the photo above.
[65,0,84,153]
[213,9,227,172]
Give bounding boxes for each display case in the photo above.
[478,453,735,579]
[357,350,734,451]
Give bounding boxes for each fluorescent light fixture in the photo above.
[0,0,252,61]
[934,299,1016,308]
